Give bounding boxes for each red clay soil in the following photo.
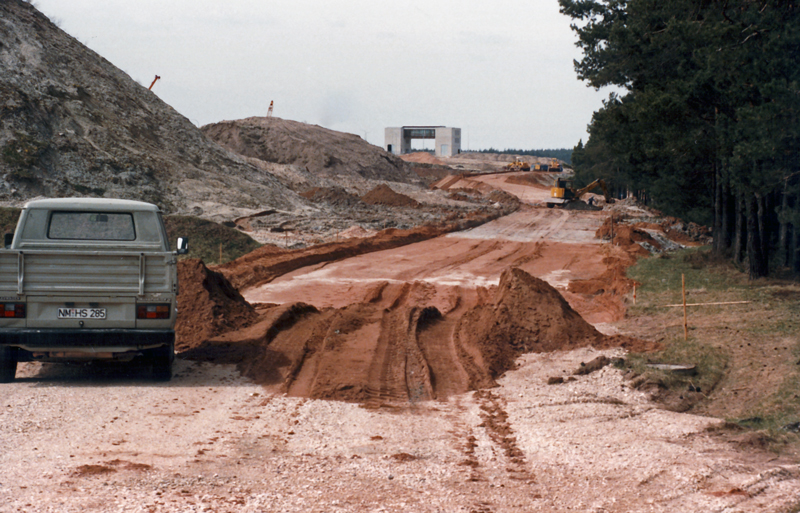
[361,184,421,208]
[568,245,639,297]
[595,215,656,257]
[596,214,711,251]
[175,259,258,352]
[504,173,551,189]
[182,268,653,406]
[215,210,506,291]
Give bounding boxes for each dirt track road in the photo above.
[2,173,799,512]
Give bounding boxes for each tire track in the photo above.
[473,389,534,484]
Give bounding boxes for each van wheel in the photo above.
[0,347,18,383]
[151,344,173,382]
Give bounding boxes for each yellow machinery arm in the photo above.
[575,179,614,202]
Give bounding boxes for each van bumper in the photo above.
[0,329,174,356]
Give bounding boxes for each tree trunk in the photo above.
[757,192,769,270]
[712,162,722,254]
[792,222,800,274]
[747,193,768,279]
[733,191,744,264]
[722,180,731,250]
[778,177,789,267]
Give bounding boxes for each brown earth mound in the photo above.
[504,173,552,189]
[202,117,422,184]
[182,268,653,406]
[400,152,447,166]
[176,259,258,352]
[361,184,421,208]
[299,186,363,208]
[596,216,656,257]
[568,245,639,297]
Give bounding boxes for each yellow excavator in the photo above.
[547,177,615,208]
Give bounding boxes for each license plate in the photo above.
[57,308,107,319]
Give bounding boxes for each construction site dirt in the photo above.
[1,170,799,512]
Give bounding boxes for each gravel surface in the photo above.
[2,350,798,512]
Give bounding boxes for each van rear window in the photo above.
[48,212,136,241]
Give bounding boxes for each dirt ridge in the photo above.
[182,268,652,405]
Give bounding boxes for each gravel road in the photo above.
[2,349,798,512]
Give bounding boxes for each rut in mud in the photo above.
[181,266,652,405]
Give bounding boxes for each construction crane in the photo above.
[148,75,160,90]
[267,101,274,117]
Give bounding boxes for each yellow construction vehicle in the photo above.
[504,157,531,172]
[533,163,549,171]
[547,178,615,208]
[549,158,563,173]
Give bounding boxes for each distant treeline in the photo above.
[474,148,572,165]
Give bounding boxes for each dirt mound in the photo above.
[660,216,712,245]
[299,186,363,208]
[183,269,652,405]
[0,1,306,216]
[460,268,643,378]
[567,245,639,299]
[361,184,421,208]
[175,259,257,352]
[596,216,658,256]
[400,152,446,166]
[504,173,553,189]
[564,201,603,211]
[202,117,422,185]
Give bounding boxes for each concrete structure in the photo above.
[385,126,461,157]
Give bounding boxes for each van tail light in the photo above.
[2,303,25,318]
[137,304,170,320]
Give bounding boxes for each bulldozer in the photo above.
[548,158,563,173]
[547,177,615,208]
[504,157,531,172]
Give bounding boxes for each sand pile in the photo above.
[361,184,421,208]
[175,259,257,352]
[181,268,651,405]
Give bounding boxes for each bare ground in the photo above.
[1,169,799,512]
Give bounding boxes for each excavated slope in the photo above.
[0,0,306,217]
[201,117,423,185]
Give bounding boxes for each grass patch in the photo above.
[625,335,727,397]
[163,215,261,265]
[621,246,800,453]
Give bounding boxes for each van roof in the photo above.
[23,198,161,213]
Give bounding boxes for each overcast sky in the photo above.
[34,0,612,151]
